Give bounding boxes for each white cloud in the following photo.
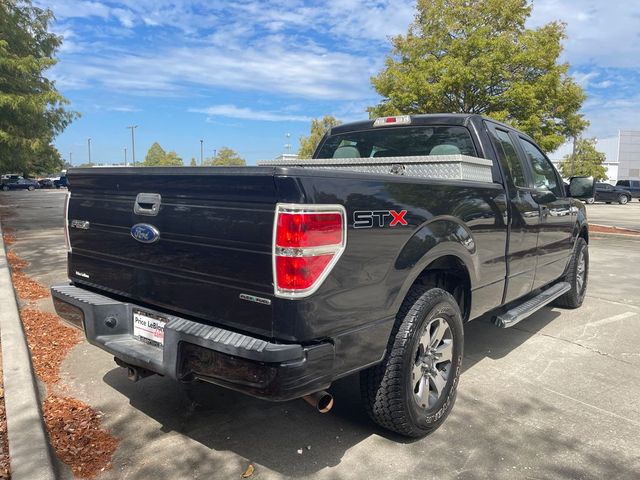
[106,105,141,112]
[190,105,311,122]
[582,94,640,138]
[54,41,378,100]
[529,0,640,69]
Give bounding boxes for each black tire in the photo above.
[27,185,35,191]
[555,237,588,309]
[618,195,629,205]
[360,287,464,437]
[1,185,8,191]
[585,198,595,205]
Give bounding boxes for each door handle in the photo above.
[134,193,162,216]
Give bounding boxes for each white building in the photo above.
[549,130,640,184]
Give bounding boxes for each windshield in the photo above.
[315,126,476,159]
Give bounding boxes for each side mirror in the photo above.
[568,176,595,199]
[532,187,557,204]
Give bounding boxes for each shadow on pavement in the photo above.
[98,306,606,479]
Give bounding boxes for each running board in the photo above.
[493,282,571,328]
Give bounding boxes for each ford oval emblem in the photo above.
[131,223,160,244]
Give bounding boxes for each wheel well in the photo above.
[412,255,471,321]
[579,225,589,244]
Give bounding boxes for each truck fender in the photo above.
[392,216,479,312]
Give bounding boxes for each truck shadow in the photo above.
[100,306,566,478]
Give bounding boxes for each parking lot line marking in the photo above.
[585,311,637,329]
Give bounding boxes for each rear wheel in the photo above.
[555,237,588,309]
[585,198,595,204]
[360,287,463,437]
[618,195,629,205]
[1,185,8,191]
[27,185,35,191]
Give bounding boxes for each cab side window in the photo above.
[519,138,563,197]
[490,128,527,188]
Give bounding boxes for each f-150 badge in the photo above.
[353,210,408,228]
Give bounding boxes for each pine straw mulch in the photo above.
[4,241,119,477]
[10,271,49,301]
[1,230,15,246]
[43,396,118,479]
[0,341,10,480]
[19,308,82,385]
[6,250,49,301]
[20,307,119,477]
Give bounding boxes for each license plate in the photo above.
[133,310,166,348]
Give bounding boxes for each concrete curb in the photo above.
[0,221,56,480]
[589,223,640,234]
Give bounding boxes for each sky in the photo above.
[39,0,640,166]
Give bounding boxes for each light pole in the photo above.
[571,136,577,176]
[127,125,138,166]
[285,133,291,153]
[124,147,127,166]
[87,138,92,165]
[69,152,72,164]
[200,139,204,166]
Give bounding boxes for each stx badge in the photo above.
[353,210,408,228]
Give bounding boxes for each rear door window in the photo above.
[519,138,564,198]
[489,128,528,188]
[315,126,477,159]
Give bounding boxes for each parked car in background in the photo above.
[1,178,40,191]
[1,174,23,186]
[586,183,632,204]
[38,178,55,189]
[54,175,68,189]
[615,180,640,201]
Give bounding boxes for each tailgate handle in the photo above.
[134,193,162,216]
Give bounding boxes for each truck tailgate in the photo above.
[66,167,277,337]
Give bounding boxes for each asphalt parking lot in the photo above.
[585,200,640,231]
[1,189,640,480]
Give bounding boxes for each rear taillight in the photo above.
[273,204,346,298]
[64,191,71,253]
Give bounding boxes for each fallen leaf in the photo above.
[241,464,255,478]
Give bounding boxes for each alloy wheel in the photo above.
[412,317,453,409]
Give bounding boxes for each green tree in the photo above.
[204,147,245,166]
[163,151,183,166]
[558,138,607,181]
[142,143,183,166]
[0,0,78,175]
[298,116,341,158]
[143,142,167,166]
[190,157,197,166]
[369,0,587,151]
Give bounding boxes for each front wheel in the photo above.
[555,237,588,309]
[27,185,35,191]
[1,185,8,191]
[618,195,629,205]
[585,197,595,204]
[360,287,463,437]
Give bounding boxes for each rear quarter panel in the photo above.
[273,170,508,349]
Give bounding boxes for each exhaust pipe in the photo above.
[302,390,334,413]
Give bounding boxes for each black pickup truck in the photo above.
[52,114,594,437]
